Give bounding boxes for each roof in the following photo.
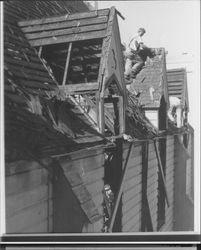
[17,6,126,97]
[167,68,189,111]
[4,1,106,162]
[133,48,169,109]
[125,91,157,139]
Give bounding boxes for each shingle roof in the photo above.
[4,1,106,161]
[132,48,168,108]
[167,68,189,110]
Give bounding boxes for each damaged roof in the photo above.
[133,48,169,109]
[167,68,189,111]
[17,5,126,97]
[4,1,106,162]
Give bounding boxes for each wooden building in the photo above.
[133,50,169,130]
[4,1,194,234]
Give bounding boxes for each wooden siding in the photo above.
[58,147,105,232]
[121,142,142,232]
[145,110,158,129]
[5,160,52,233]
[147,141,158,231]
[161,135,175,231]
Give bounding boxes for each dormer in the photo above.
[167,68,189,127]
[18,7,126,136]
[131,48,169,130]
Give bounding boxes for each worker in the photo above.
[168,96,183,128]
[124,28,155,80]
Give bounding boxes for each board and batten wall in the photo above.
[5,160,53,233]
[121,135,176,232]
[5,147,105,233]
[55,147,105,233]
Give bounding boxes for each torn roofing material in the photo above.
[4,1,107,161]
[167,68,189,111]
[132,48,169,109]
[125,91,157,139]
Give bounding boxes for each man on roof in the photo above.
[124,28,155,81]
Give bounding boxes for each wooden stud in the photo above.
[62,42,72,85]
[108,142,133,232]
[154,140,170,207]
[141,141,153,232]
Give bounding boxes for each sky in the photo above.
[97,0,200,231]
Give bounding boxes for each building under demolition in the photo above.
[4,1,194,234]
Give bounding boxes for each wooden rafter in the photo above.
[62,42,72,85]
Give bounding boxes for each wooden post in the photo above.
[154,140,170,207]
[141,141,153,232]
[38,46,43,58]
[62,42,72,86]
[108,142,133,232]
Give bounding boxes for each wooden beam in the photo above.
[29,30,107,47]
[38,46,43,58]
[25,23,108,40]
[108,142,133,232]
[59,82,99,94]
[62,42,72,86]
[154,140,170,207]
[141,141,153,231]
[18,9,110,27]
[21,16,108,34]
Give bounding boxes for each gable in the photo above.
[167,68,189,111]
[133,48,169,109]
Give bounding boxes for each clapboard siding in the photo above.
[147,141,158,231]
[121,143,142,232]
[6,160,52,233]
[59,148,105,231]
[161,135,175,231]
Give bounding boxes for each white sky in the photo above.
[98,0,200,232]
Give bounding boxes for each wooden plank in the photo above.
[108,142,133,232]
[86,179,104,197]
[5,160,42,176]
[122,154,142,168]
[62,42,72,85]
[81,199,102,223]
[122,212,141,232]
[21,15,108,33]
[124,164,141,182]
[154,141,170,207]
[122,144,142,160]
[6,184,50,217]
[141,141,153,231]
[82,167,104,185]
[123,174,142,192]
[6,66,55,84]
[29,30,107,47]
[72,184,91,204]
[5,56,48,72]
[122,193,141,214]
[26,23,108,40]
[59,82,99,94]
[122,183,141,203]
[6,168,49,195]
[18,8,110,26]
[122,202,141,226]
[6,199,51,233]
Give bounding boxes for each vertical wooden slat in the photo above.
[154,140,170,207]
[141,141,153,231]
[108,142,133,232]
[62,42,72,85]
